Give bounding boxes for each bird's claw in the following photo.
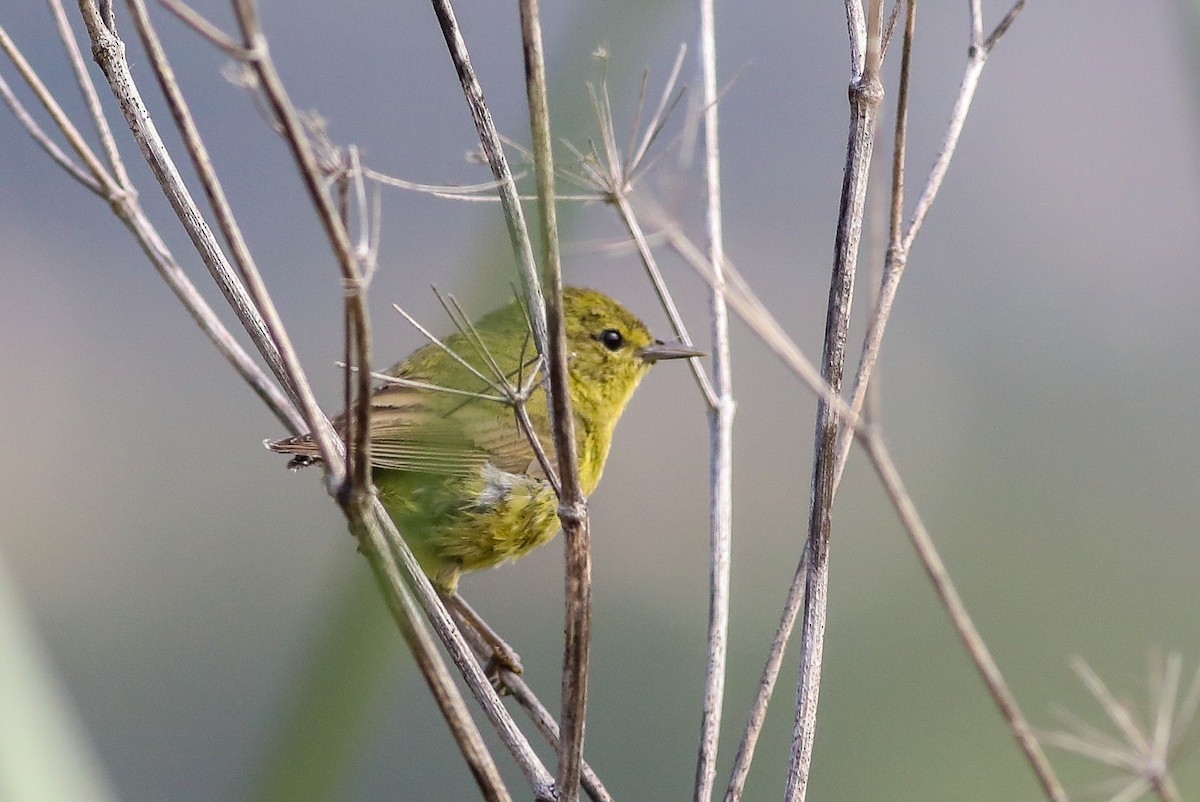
[484,646,523,694]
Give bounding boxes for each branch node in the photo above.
[849,74,885,107]
[556,499,588,526]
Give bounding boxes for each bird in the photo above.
[269,287,702,598]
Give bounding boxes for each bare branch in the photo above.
[1,13,299,434]
[76,2,331,461]
[156,0,253,60]
[0,70,102,194]
[363,166,519,196]
[785,1,884,795]
[639,200,855,426]
[358,528,512,802]
[46,0,130,187]
[692,0,736,796]
[861,429,1068,802]
[722,557,806,801]
[427,0,548,361]
[503,672,615,802]
[983,0,1027,52]
[613,196,718,408]
[514,1,590,797]
[0,22,114,191]
[566,65,718,408]
[73,4,539,795]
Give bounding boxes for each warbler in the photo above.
[270,287,701,595]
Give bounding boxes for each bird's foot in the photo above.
[484,644,523,694]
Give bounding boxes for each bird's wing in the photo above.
[269,380,547,478]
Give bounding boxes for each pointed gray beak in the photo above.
[638,340,706,363]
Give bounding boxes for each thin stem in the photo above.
[903,0,1028,256]
[722,555,806,802]
[356,518,511,802]
[859,430,1068,802]
[426,0,548,361]
[157,0,253,59]
[0,22,114,190]
[784,1,883,797]
[502,672,614,802]
[451,625,611,802]
[123,0,304,422]
[693,0,735,795]
[369,495,557,799]
[46,0,130,187]
[612,195,718,409]
[78,4,539,795]
[227,0,364,468]
[76,2,329,462]
[830,0,915,492]
[515,1,590,798]
[1,13,299,434]
[641,200,853,425]
[0,69,102,194]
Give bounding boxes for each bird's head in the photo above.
[562,287,703,428]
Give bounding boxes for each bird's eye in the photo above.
[598,329,624,351]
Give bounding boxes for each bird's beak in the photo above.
[638,340,706,363]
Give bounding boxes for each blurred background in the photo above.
[3,1,1200,800]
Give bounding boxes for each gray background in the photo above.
[3,1,1200,799]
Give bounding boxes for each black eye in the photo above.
[599,328,624,351]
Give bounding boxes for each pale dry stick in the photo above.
[224,0,364,466]
[0,69,102,193]
[78,2,511,793]
[74,2,332,459]
[728,0,1041,795]
[627,208,825,802]
[629,46,689,185]
[81,3,525,795]
[156,0,249,58]
[831,0,1032,492]
[1043,656,1197,802]
[0,20,299,434]
[0,22,112,189]
[692,0,736,795]
[658,207,1068,801]
[367,487,559,800]
[226,0,373,496]
[331,149,372,501]
[832,6,1067,796]
[223,2,557,792]
[453,622,614,802]
[563,69,719,409]
[638,199,855,427]
[363,167,517,196]
[863,90,890,429]
[785,2,884,797]
[123,0,338,439]
[611,196,719,409]
[621,201,835,802]
[644,201,1053,798]
[355,515,514,802]
[514,1,590,797]
[859,429,1068,802]
[1073,660,1158,770]
[1149,654,1179,772]
[18,5,514,795]
[502,672,613,802]
[426,0,549,361]
[46,0,129,187]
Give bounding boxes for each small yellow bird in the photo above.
[270,287,701,596]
